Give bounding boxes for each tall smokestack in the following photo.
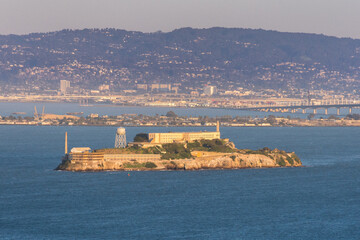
[216,121,220,132]
[65,132,68,154]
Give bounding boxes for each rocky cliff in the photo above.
[56,149,302,172]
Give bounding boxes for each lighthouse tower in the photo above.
[115,127,127,148]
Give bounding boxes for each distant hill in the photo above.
[1,27,360,92]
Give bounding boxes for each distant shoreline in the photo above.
[1,123,360,127]
[1,101,359,127]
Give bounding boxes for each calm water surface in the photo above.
[1,126,360,239]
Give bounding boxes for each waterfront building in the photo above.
[66,142,161,163]
[68,151,160,163]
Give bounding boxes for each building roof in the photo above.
[70,147,91,153]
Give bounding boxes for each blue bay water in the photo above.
[1,125,360,239]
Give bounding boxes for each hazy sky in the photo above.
[0,0,359,38]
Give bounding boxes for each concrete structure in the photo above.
[70,147,92,153]
[103,154,160,162]
[60,80,70,94]
[148,121,220,144]
[204,86,217,96]
[63,132,158,162]
[68,151,103,162]
[115,127,127,148]
[68,152,160,162]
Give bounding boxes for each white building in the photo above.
[203,86,217,96]
[60,80,70,94]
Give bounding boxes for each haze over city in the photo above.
[1,0,360,39]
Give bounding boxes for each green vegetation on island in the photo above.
[93,140,302,164]
[123,161,157,169]
[130,139,236,160]
[161,143,192,160]
[187,139,235,153]
[94,146,162,155]
[96,139,235,160]
[133,133,149,142]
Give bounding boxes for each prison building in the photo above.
[148,131,220,144]
[103,154,161,162]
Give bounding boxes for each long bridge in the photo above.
[235,100,360,115]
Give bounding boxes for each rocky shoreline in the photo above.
[56,148,302,172]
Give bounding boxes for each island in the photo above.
[56,122,302,171]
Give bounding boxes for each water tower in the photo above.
[115,127,127,148]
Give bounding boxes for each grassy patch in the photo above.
[187,139,235,153]
[123,161,157,169]
[292,153,301,164]
[276,157,286,167]
[95,146,162,155]
[161,143,192,159]
[144,162,157,168]
[123,161,145,168]
[133,133,149,142]
[286,155,294,165]
[245,149,270,157]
